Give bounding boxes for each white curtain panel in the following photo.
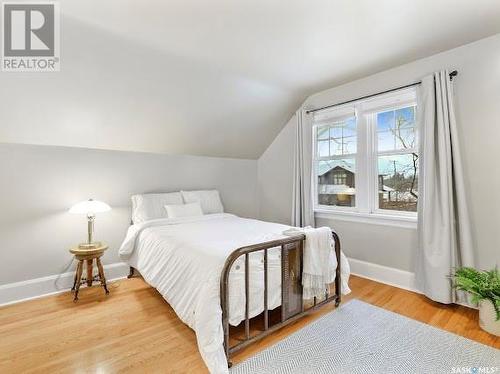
[416,70,474,304]
[292,109,315,227]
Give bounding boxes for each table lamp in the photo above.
[69,199,111,249]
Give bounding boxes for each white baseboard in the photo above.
[348,257,477,310]
[348,257,421,293]
[0,258,475,311]
[0,262,129,307]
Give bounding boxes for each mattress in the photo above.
[125,214,287,326]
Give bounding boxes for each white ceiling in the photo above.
[2,0,500,158]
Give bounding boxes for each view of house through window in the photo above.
[316,116,356,207]
[313,88,418,217]
[318,159,356,207]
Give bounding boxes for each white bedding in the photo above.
[119,213,350,374]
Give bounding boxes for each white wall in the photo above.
[4,2,498,160]
[0,4,303,160]
[258,115,296,224]
[0,143,258,286]
[258,33,500,272]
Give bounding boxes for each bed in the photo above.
[119,191,350,374]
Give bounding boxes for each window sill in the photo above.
[314,209,417,229]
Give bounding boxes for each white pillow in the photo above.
[165,202,203,218]
[131,192,184,223]
[181,190,224,214]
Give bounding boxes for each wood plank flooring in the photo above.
[0,275,498,373]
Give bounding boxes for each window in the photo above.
[313,88,418,220]
[376,106,418,212]
[314,107,357,208]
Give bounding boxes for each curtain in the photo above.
[291,109,315,227]
[416,70,474,304]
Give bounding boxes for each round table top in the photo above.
[70,243,108,256]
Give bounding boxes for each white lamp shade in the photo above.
[69,199,111,215]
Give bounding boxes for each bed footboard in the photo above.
[220,230,341,367]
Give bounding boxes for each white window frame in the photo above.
[313,88,418,228]
[312,105,358,214]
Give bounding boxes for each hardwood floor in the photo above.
[0,275,498,373]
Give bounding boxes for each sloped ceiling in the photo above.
[1,0,500,159]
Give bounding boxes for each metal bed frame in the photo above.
[128,230,341,368]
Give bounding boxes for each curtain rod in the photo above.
[306,70,458,114]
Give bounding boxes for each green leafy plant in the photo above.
[452,267,500,320]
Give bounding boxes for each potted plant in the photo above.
[452,267,500,336]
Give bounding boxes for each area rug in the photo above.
[230,299,499,374]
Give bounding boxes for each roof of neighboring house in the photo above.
[318,160,354,176]
[319,160,389,178]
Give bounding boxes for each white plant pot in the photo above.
[478,300,500,336]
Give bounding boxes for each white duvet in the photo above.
[119,213,350,374]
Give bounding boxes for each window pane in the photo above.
[345,117,356,137]
[329,126,343,139]
[377,110,394,131]
[395,127,416,149]
[377,130,395,152]
[395,106,415,127]
[377,106,416,151]
[317,126,329,140]
[394,106,416,149]
[329,138,343,155]
[317,140,329,157]
[343,136,357,154]
[317,159,356,207]
[327,116,357,156]
[378,154,418,212]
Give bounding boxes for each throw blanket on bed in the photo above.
[284,226,351,298]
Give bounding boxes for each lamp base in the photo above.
[78,241,102,249]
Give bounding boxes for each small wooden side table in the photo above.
[70,243,109,302]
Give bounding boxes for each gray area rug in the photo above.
[231,299,499,374]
